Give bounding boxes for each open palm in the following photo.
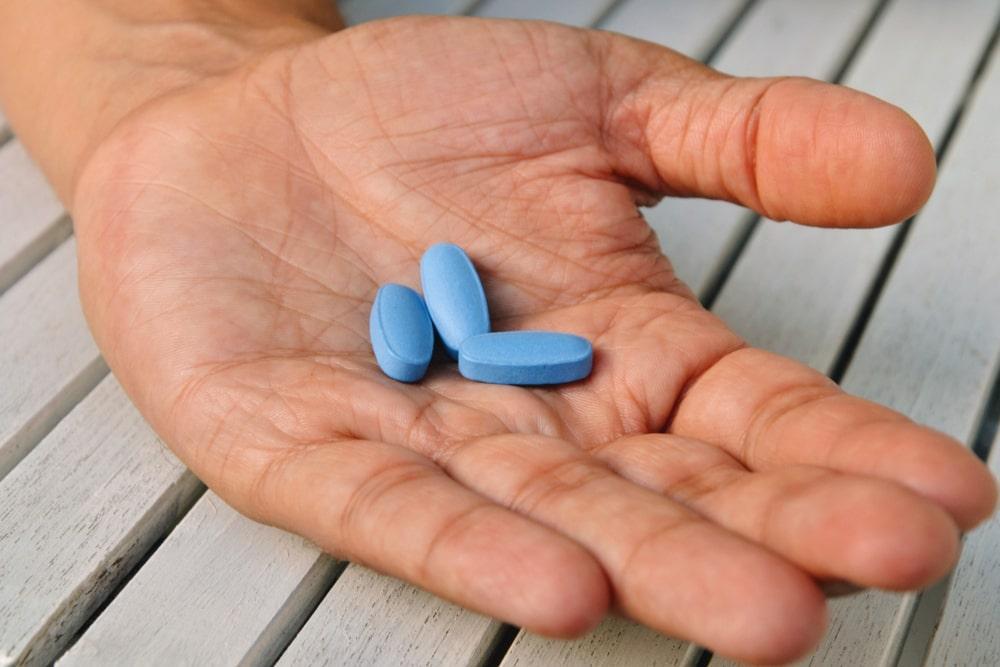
[71,17,995,663]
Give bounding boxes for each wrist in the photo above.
[0,1,341,204]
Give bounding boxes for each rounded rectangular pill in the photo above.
[420,243,490,358]
[458,331,592,385]
[370,284,434,382]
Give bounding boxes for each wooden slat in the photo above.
[61,494,341,667]
[278,566,499,667]
[0,140,69,295]
[473,0,616,26]
[709,12,1000,667]
[502,617,696,667]
[0,239,105,481]
[600,0,746,59]
[711,0,1000,372]
[0,376,200,666]
[923,427,1000,666]
[340,0,477,24]
[646,0,880,297]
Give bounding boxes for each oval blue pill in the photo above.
[420,243,490,358]
[369,284,434,382]
[458,331,593,385]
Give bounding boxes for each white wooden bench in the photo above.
[2,1,999,665]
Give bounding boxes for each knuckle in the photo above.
[507,455,611,516]
[338,459,438,551]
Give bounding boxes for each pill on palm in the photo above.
[458,331,593,385]
[420,243,490,358]
[369,283,434,382]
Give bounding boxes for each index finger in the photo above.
[670,348,997,529]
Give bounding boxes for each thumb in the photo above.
[595,33,936,228]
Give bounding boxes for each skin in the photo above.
[0,2,995,663]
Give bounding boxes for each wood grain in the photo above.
[600,0,746,59]
[502,617,699,667]
[0,377,201,667]
[0,239,105,481]
[644,0,881,297]
[279,565,500,667]
[61,493,341,667]
[0,140,70,296]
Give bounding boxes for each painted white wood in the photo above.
[644,0,881,297]
[711,11,1000,666]
[0,140,70,295]
[278,564,500,667]
[502,616,698,667]
[923,427,1000,667]
[0,239,105,481]
[474,0,616,27]
[61,493,341,667]
[600,0,746,58]
[711,0,1000,373]
[340,0,477,25]
[0,376,201,667]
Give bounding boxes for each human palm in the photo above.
[72,17,994,663]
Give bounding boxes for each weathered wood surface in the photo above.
[62,493,341,667]
[644,0,881,297]
[0,377,201,667]
[601,0,746,58]
[923,426,1000,667]
[279,566,500,667]
[0,240,105,481]
[0,140,67,295]
[502,616,697,667]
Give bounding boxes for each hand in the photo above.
[66,16,994,664]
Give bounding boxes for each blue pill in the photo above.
[369,284,434,382]
[458,331,593,385]
[420,243,490,358]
